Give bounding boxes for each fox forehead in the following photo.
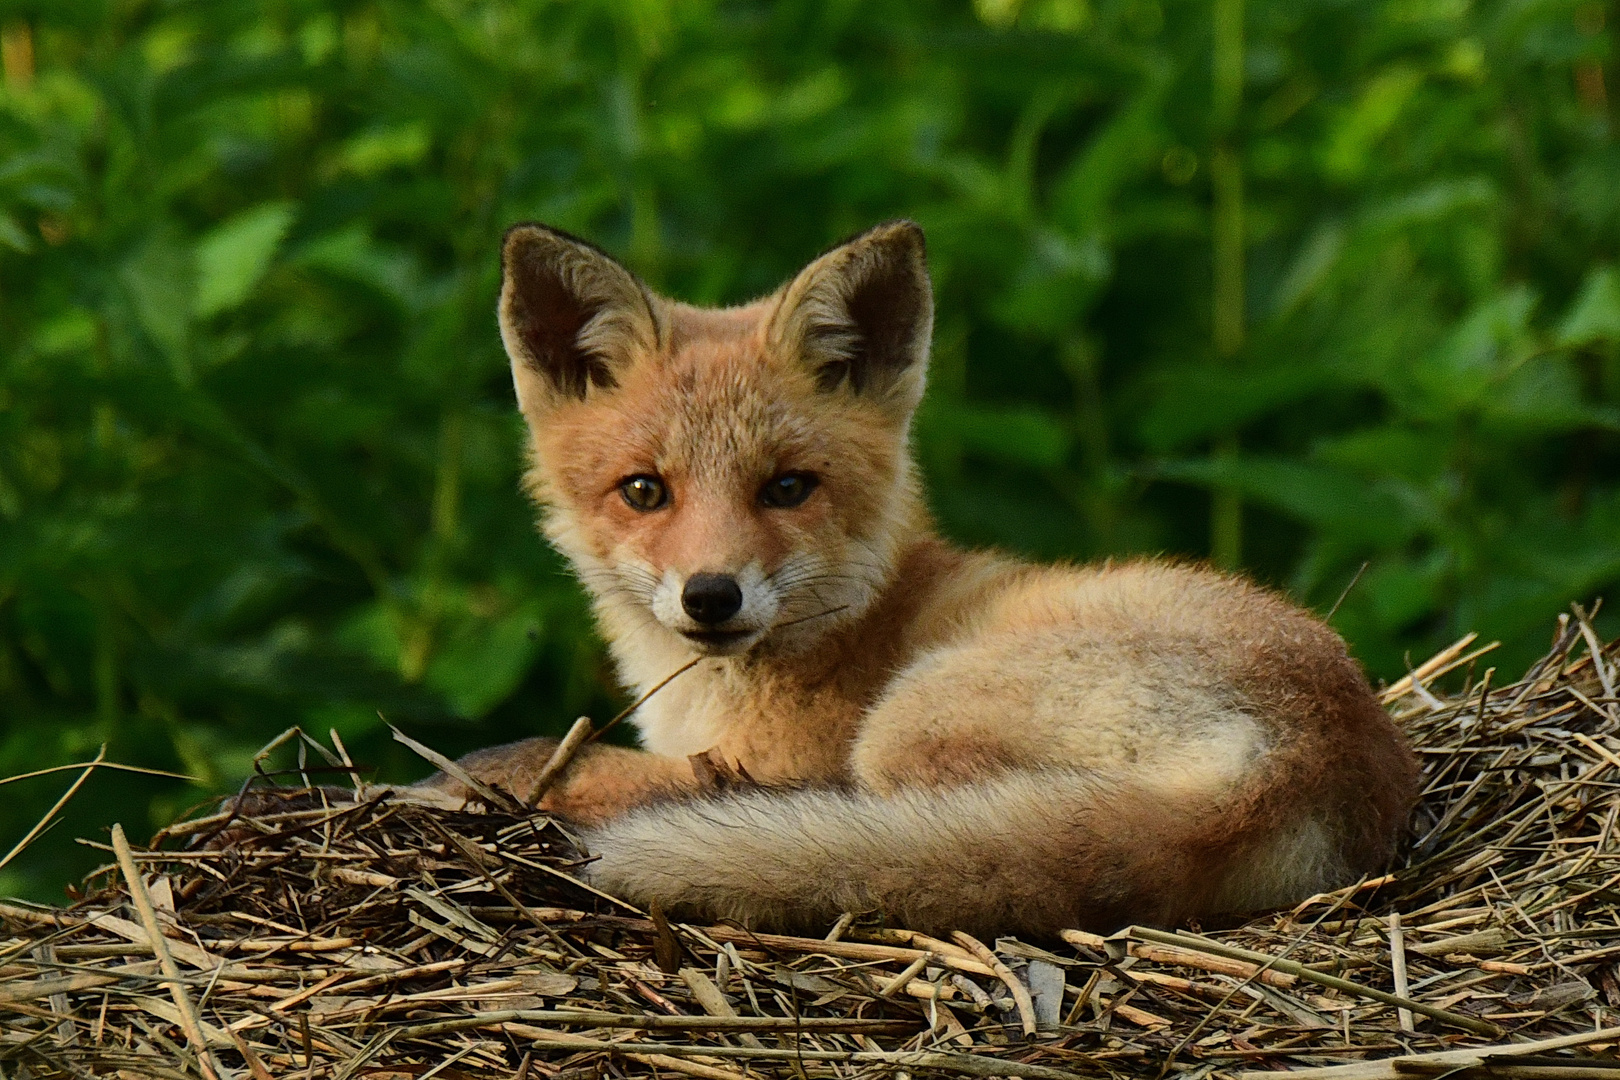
[653,305,828,482]
[535,306,878,499]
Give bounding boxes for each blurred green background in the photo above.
[3,0,1619,900]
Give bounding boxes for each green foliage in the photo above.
[2,0,1618,899]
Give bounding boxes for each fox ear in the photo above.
[498,224,659,405]
[771,220,933,415]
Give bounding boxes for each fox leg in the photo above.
[848,623,1268,798]
[848,632,1077,793]
[411,737,705,826]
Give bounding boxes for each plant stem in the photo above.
[1211,0,1245,568]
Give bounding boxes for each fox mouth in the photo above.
[679,628,759,652]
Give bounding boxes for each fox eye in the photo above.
[619,474,669,512]
[760,471,819,509]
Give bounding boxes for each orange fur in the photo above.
[411,220,1420,937]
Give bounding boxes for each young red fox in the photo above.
[414,220,1418,937]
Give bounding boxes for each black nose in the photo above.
[682,573,743,625]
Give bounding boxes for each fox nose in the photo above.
[682,573,744,625]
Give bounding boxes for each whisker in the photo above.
[773,605,853,630]
[575,565,662,602]
[773,573,882,590]
[770,565,886,586]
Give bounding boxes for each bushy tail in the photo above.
[581,768,1360,937]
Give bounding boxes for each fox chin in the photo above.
[408,219,1419,938]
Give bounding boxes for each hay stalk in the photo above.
[5,607,1620,1078]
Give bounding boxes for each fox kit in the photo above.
[416,220,1418,937]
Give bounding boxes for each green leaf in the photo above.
[1360,555,1448,631]
[1557,266,1620,347]
[1154,456,1416,544]
[991,229,1111,335]
[1313,426,1447,482]
[1268,221,1344,316]
[333,124,431,177]
[194,202,297,319]
[0,213,33,252]
[30,309,97,356]
[1482,355,1620,434]
[1136,365,1333,452]
[294,225,426,309]
[920,401,1072,469]
[1361,177,1495,231]
[1322,66,1424,181]
[120,229,194,366]
[1048,87,1165,234]
[1402,286,1536,411]
[427,600,546,719]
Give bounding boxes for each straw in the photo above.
[5,606,1620,1078]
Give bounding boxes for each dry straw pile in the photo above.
[4,610,1620,1080]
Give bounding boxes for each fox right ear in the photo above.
[769,220,933,419]
[498,224,659,405]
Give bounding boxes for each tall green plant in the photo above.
[1,0,1617,899]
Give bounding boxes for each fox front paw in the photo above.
[407,735,565,807]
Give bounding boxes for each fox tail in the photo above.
[581,766,1401,937]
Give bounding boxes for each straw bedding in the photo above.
[4,609,1620,1080]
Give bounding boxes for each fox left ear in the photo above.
[770,221,933,416]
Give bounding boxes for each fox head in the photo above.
[497,221,933,662]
